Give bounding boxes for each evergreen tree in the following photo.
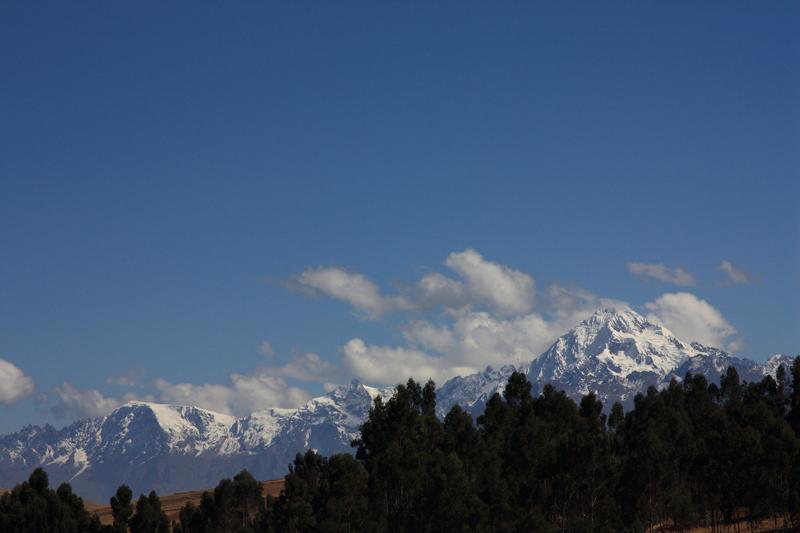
[110,484,134,532]
[0,468,102,533]
[788,357,800,435]
[129,491,169,533]
[173,469,264,533]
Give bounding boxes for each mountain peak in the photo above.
[327,380,393,409]
[583,307,650,333]
[528,306,696,403]
[103,401,236,456]
[763,354,794,378]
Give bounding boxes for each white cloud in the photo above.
[49,363,316,419]
[342,338,468,386]
[402,320,456,354]
[228,373,310,412]
[544,284,628,333]
[293,249,535,319]
[645,292,742,352]
[341,281,630,386]
[418,249,535,316]
[265,352,341,383]
[627,261,695,286]
[294,266,411,319]
[154,371,310,415]
[51,383,121,418]
[259,340,275,357]
[0,358,34,404]
[417,272,466,309]
[322,382,340,393]
[720,260,750,284]
[453,312,552,368]
[343,313,553,387]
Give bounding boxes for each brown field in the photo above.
[2,483,794,530]
[649,514,793,533]
[84,479,285,525]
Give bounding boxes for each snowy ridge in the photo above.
[0,381,392,501]
[0,308,793,500]
[442,308,794,409]
[763,354,795,378]
[436,364,519,418]
[525,308,698,404]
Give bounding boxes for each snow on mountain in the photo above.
[438,308,791,412]
[763,354,794,378]
[662,343,765,386]
[0,381,392,501]
[0,308,793,500]
[101,402,237,456]
[526,308,699,405]
[436,364,519,418]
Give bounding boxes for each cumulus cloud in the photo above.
[294,266,412,319]
[0,358,34,404]
[265,352,342,383]
[51,383,122,418]
[345,283,629,386]
[627,261,695,286]
[342,338,469,385]
[293,249,535,319]
[449,311,552,368]
[645,292,742,352]
[417,249,535,316]
[51,366,315,419]
[402,320,456,354]
[154,371,310,415]
[544,284,628,332]
[719,260,750,284]
[344,313,555,386]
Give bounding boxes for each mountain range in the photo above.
[0,308,793,501]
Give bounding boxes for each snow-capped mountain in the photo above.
[0,381,391,501]
[662,343,766,386]
[442,308,793,409]
[0,308,793,501]
[763,354,795,378]
[436,364,519,418]
[527,308,699,405]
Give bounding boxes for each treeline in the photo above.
[0,468,169,532]
[3,359,800,532]
[183,361,800,532]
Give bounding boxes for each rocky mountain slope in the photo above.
[0,308,792,500]
[437,308,792,411]
[0,381,391,501]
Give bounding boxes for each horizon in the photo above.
[0,305,794,432]
[1,2,798,434]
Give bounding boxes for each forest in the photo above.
[2,358,800,532]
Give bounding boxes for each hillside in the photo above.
[84,479,285,525]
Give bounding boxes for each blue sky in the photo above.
[1,1,798,432]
